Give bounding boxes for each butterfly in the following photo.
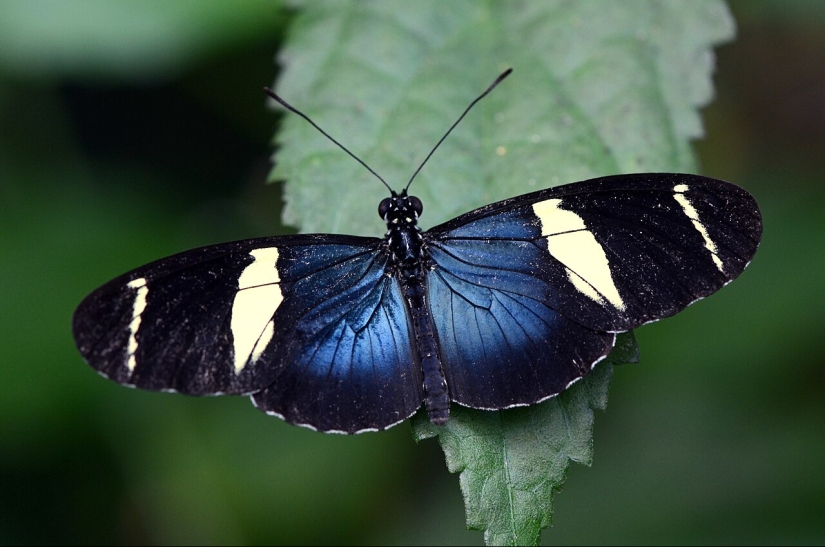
[72,70,763,434]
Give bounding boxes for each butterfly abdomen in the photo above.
[401,266,449,425]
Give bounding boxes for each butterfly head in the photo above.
[379,191,423,229]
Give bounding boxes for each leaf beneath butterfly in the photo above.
[270,1,733,545]
[412,333,639,546]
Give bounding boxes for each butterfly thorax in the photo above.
[380,192,424,266]
[379,192,449,425]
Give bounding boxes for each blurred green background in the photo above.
[1,1,824,545]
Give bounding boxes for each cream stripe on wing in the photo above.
[533,199,625,310]
[125,277,148,373]
[673,184,725,273]
[231,248,283,374]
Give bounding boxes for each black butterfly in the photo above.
[72,70,762,434]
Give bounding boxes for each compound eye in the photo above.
[378,197,393,219]
[408,196,423,216]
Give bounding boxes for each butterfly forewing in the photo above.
[73,239,283,395]
[426,173,762,334]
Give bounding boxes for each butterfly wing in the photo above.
[73,235,423,433]
[424,173,761,410]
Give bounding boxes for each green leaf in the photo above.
[270,0,733,235]
[270,1,733,544]
[411,333,639,546]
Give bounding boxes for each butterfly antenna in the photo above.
[404,68,513,193]
[264,87,393,194]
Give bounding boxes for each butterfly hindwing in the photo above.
[73,235,424,433]
[251,241,424,433]
[425,247,616,409]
